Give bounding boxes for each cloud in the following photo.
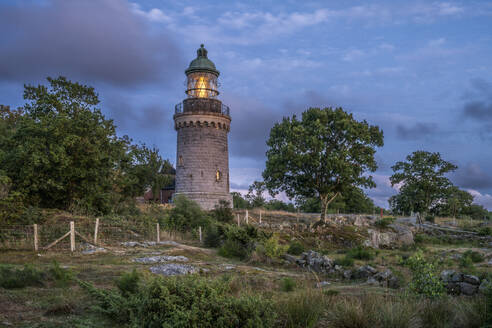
[461,78,492,136]
[396,122,438,140]
[451,163,492,190]
[0,0,183,86]
[466,189,492,210]
[364,174,398,208]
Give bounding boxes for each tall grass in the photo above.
[275,288,326,328]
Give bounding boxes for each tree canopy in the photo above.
[263,107,383,220]
[0,77,172,217]
[389,151,457,221]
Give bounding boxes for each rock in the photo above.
[463,274,480,285]
[343,270,353,280]
[365,225,414,249]
[388,276,400,289]
[149,264,200,276]
[133,255,189,264]
[283,254,297,264]
[121,241,141,247]
[80,243,106,254]
[296,251,334,273]
[479,280,491,294]
[373,269,392,281]
[440,270,456,282]
[446,282,461,295]
[366,277,379,286]
[451,272,464,283]
[353,265,377,279]
[316,281,331,288]
[459,282,479,296]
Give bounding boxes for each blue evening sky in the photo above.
[1,0,492,208]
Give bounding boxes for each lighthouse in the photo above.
[173,45,232,210]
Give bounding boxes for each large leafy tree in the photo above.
[389,151,457,222]
[297,186,376,214]
[0,77,168,215]
[263,107,384,221]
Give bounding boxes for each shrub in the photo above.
[280,277,296,292]
[375,217,396,229]
[116,269,140,296]
[48,261,73,287]
[212,200,234,223]
[204,223,224,248]
[287,241,305,255]
[276,289,326,328]
[0,264,44,289]
[407,250,445,298]
[477,227,492,236]
[425,215,435,223]
[165,195,211,232]
[218,224,264,260]
[462,250,484,263]
[81,275,276,327]
[334,256,354,267]
[346,246,374,260]
[262,235,288,259]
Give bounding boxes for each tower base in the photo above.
[173,192,233,211]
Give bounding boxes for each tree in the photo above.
[389,151,457,223]
[297,186,376,214]
[0,77,170,215]
[231,192,249,209]
[246,180,267,208]
[434,186,473,218]
[263,107,384,221]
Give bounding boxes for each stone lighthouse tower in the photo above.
[173,44,232,210]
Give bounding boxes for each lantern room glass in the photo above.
[186,72,219,98]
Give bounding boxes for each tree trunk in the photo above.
[320,193,339,223]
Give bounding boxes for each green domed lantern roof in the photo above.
[185,44,220,76]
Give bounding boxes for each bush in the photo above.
[375,217,396,229]
[346,246,374,260]
[0,264,44,289]
[407,250,445,298]
[280,277,296,292]
[334,256,354,267]
[48,261,73,287]
[165,195,210,232]
[287,241,305,255]
[261,235,288,259]
[477,227,492,236]
[218,224,264,260]
[276,289,326,328]
[462,250,484,263]
[212,200,234,223]
[425,215,435,223]
[204,223,224,248]
[116,269,140,296]
[81,274,276,327]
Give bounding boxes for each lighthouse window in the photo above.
[178,156,184,166]
[216,169,221,182]
[186,72,218,98]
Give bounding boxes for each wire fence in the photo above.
[0,220,167,252]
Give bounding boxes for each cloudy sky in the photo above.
[1,0,492,209]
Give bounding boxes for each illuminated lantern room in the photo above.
[185,44,219,99]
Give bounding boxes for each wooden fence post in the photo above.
[156,223,160,243]
[245,210,249,225]
[70,221,75,252]
[259,211,262,224]
[199,226,202,243]
[94,218,99,245]
[33,224,38,251]
[237,214,240,226]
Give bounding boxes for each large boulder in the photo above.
[365,224,414,249]
[463,274,480,285]
[459,282,479,296]
[150,264,200,276]
[353,265,377,279]
[296,251,334,273]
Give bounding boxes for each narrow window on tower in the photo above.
[178,156,184,166]
[216,169,221,182]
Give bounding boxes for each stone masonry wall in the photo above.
[174,112,232,210]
